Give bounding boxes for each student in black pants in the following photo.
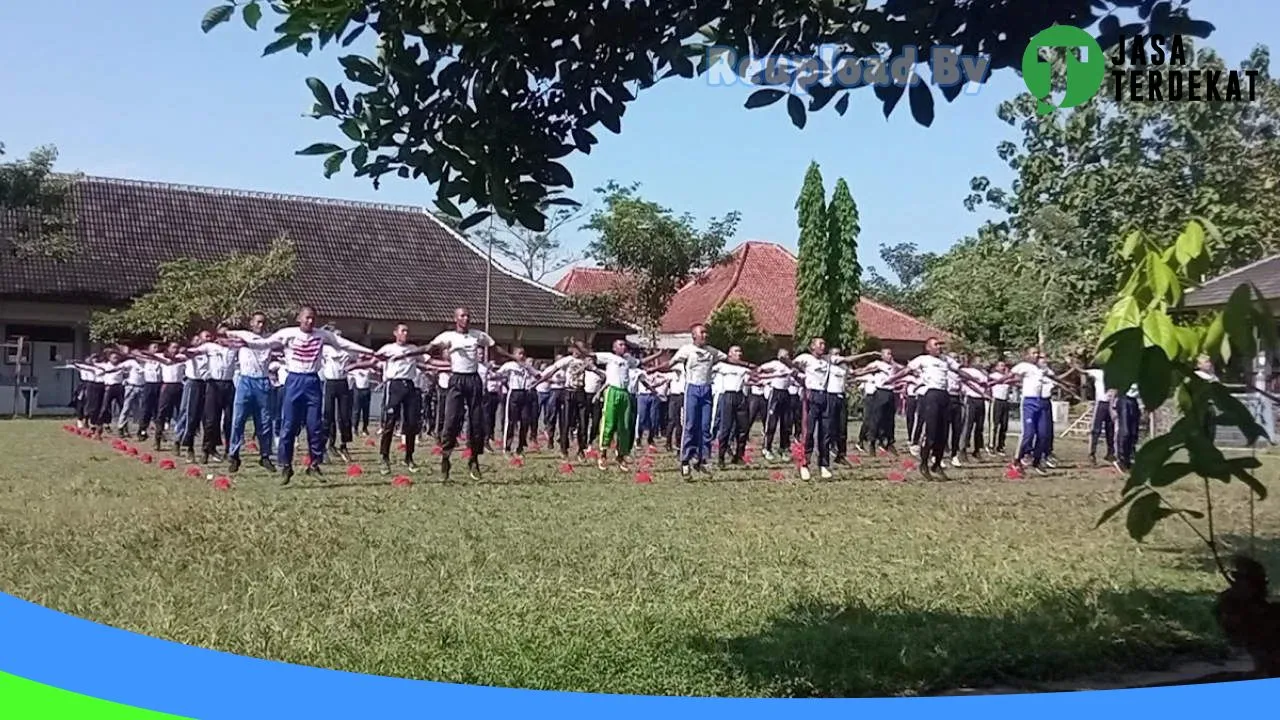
[1114,387,1141,471]
[664,377,684,452]
[713,353,752,467]
[368,325,422,474]
[988,360,1012,454]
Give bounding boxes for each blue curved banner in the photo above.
[0,591,1273,718]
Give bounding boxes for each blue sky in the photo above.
[0,0,1268,283]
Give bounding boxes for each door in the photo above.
[31,341,75,409]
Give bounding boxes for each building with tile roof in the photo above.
[558,240,948,356]
[0,176,622,414]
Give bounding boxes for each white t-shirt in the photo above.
[863,360,895,391]
[1009,361,1048,399]
[635,370,655,395]
[142,360,162,384]
[375,343,420,381]
[715,363,751,393]
[498,360,538,391]
[437,371,451,389]
[226,331,273,379]
[484,366,504,393]
[245,327,372,375]
[792,353,836,391]
[758,360,792,391]
[160,361,184,384]
[593,352,639,389]
[668,370,685,395]
[1038,365,1056,399]
[197,342,236,381]
[100,361,124,386]
[787,378,801,395]
[350,368,373,389]
[320,345,351,381]
[750,383,766,396]
[429,329,494,374]
[827,363,849,394]
[184,353,210,381]
[961,367,987,399]
[124,359,146,386]
[906,353,959,392]
[584,369,602,393]
[1084,368,1107,401]
[989,372,1010,401]
[671,344,727,386]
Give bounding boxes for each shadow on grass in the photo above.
[693,589,1228,697]
[1158,533,1280,578]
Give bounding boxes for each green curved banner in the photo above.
[0,671,190,719]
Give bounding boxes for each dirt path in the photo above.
[936,654,1255,695]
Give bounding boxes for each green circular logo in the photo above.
[1022,25,1106,115]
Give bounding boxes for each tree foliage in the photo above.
[566,182,739,341]
[827,178,862,350]
[794,162,828,344]
[0,143,79,263]
[862,242,937,319]
[475,202,587,282]
[706,299,772,363]
[90,236,299,343]
[1094,219,1274,579]
[201,0,1211,232]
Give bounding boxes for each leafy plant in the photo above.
[200,0,1213,232]
[707,299,773,363]
[1095,219,1275,579]
[90,236,298,342]
[0,142,79,263]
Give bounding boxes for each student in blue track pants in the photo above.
[225,312,277,474]
[225,307,376,485]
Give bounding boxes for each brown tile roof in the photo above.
[0,176,597,329]
[560,241,948,342]
[1183,253,1280,309]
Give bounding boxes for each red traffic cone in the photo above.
[1005,464,1025,481]
[212,476,232,491]
[431,445,443,455]
[585,447,599,459]
[461,448,473,459]
[347,464,363,477]
[302,455,312,468]
[530,442,541,452]
[849,455,862,465]
[126,446,139,456]
[901,458,916,470]
[140,453,154,464]
[185,466,202,478]
[364,438,376,447]
[159,459,176,470]
[877,448,888,457]
[397,442,407,452]
[887,471,906,483]
[634,471,653,484]
[770,470,786,482]
[509,456,525,468]
[391,475,412,488]
[558,462,574,474]
[247,441,257,453]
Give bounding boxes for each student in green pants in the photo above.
[567,338,662,471]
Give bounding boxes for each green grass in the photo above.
[0,419,1275,697]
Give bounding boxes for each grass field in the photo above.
[1,418,1276,697]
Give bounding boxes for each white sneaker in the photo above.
[819,466,833,480]
[910,445,921,458]
[950,456,963,468]
[799,466,812,481]
[763,450,775,461]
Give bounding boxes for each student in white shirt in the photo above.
[635,367,669,450]
[583,357,605,445]
[135,342,187,449]
[115,346,149,437]
[90,349,131,435]
[495,346,545,457]
[788,337,857,480]
[648,323,745,476]
[418,307,512,481]
[661,368,684,451]
[351,323,423,474]
[70,354,101,428]
[710,346,760,467]
[222,313,278,474]
[987,360,1013,454]
[198,324,239,463]
[746,378,768,443]
[550,346,604,460]
[349,363,377,436]
[884,337,986,479]
[758,349,796,459]
[1002,347,1073,474]
[1080,361,1117,465]
[319,332,356,462]
[480,362,505,449]
[851,348,900,456]
[957,355,992,464]
[1115,381,1143,472]
[226,306,376,484]
[572,337,641,470]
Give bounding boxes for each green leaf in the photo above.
[1148,255,1176,304]
[435,197,463,219]
[744,89,787,109]
[339,118,362,142]
[1223,284,1258,362]
[351,146,368,169]
[262,35,298,56]
[1150,461,1194,488]
[201,5,234,33]
[458,211,492,232]
[1107,295,1141,331]
[322,150,346,179]
[1124,432,1179,494]
[1137,346,1173,409]
[1125,492,1166,542]
[242,2,262,29]
[1202,313,1225,359]
[1101,327,1143,391]
[1190,216,1221,248]
[1121,230,1142,259]
[1173,326,1199,360]
[306,78,334,112]
[1178,221,1205,262]
[1142,310,1178,359]
[297,142,343,156]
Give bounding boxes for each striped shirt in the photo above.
[243,327,372,375]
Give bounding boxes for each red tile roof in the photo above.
[561,241,948,342]
[552,266,633,296]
